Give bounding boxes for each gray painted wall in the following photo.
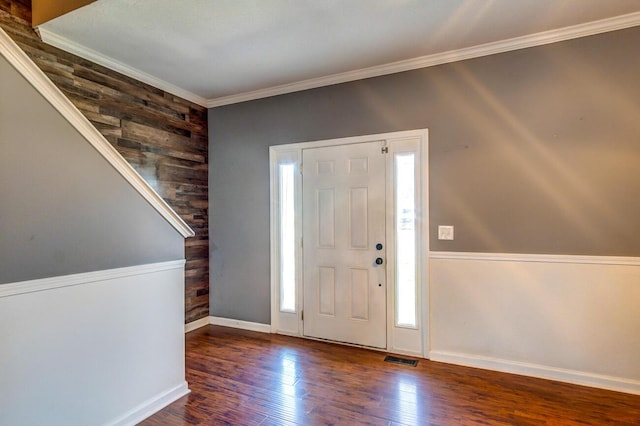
[0,55,184,284]
[209,27,640,324]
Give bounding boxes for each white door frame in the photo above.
[269,129,430,358]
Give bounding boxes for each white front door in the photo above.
[302,141,387,348]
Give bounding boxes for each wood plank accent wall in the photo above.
[0,1,209,323]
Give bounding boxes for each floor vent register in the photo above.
[384,355,418,367]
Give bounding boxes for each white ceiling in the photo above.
[39,0,640,107]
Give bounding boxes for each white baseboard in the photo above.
[210,316,271,333]
[184,316,210,333]
[184,316,272,334]
[430,350,640,396]
[108,381,190,426]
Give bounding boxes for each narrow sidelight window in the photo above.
[395,154,417,327]
[279,163,296,312]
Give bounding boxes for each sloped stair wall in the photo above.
[0,23,190,425]
[0,1,209,323]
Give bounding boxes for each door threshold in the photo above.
[302,334,387,352]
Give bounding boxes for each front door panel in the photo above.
[302,141,386,348]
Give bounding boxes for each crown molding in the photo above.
[34,11,640,108]
[207,11,640,107]
[0,26,195,238]
[38,27,208,107]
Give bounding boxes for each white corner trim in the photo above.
[0,260,186,299]
[37,27,208,107]
[184,316,210,333]
[206,11,640,107]
[209,316,271,333]
[107,381,190,426]
[429,350,640,396]
[429,251,640,266]
[0,27,195,238]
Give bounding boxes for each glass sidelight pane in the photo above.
[279,163,296,312]
[395,154,416,327]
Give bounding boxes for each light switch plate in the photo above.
[438,225,454,240]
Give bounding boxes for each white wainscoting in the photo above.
[0,260,189,426]
[429,252,640,395]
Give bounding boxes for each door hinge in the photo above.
[301,310,304,321]
[381,146,389,154]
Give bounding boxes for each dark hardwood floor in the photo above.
[141,326,640,425]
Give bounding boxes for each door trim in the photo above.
[269,129,430,358]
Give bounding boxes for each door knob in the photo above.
[375,257,383,265]
[376,243,383,250]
